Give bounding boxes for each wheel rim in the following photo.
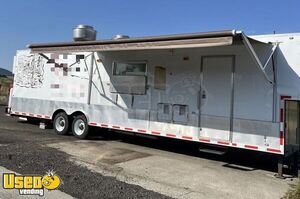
[74,119,85,136]
[55,116,66,132]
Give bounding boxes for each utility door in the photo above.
[199,56,234,141]
[285,100,300,151]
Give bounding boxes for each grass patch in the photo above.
[0,77,13,104]
[283,176,300,199]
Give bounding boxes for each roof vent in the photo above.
[73,25,97,41]
[113,34,130,40]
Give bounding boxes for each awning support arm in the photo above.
[87,52,95,105]
[262,43,278,70]
[240,32,277,84]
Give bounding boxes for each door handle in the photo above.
[202,90,206,99]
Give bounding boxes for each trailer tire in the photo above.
[72,115,89,139]
[53,112,69,135]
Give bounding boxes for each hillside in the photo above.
[0,68,13,77]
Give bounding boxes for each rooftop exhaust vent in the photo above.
[113,34,130,40]
[73,25,97,41]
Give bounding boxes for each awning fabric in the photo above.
[30,37,233,53]
[28,30,267,53]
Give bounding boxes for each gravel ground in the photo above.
[0,107,172,199]
[0,140,171,199]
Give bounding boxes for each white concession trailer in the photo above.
[6,26,300,176]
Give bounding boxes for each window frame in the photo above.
[112,61,147,77]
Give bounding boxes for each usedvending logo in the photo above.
[2,170,61,196]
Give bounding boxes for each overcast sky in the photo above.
[0,0,299,71]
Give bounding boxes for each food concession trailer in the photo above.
[6,26,300,176]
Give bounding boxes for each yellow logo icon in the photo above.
[42,172,61,190]
[2,170,61,196]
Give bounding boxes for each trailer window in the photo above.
[113,62,146,76]
[110,61,147,95]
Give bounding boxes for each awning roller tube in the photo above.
[30,37,234,53]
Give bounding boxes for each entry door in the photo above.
[200,56,234,141]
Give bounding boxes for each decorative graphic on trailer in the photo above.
[15,54,45,88]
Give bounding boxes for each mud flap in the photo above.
[5,106,10,114]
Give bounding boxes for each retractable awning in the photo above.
[28,30,277,84]
[28,30,266,53]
